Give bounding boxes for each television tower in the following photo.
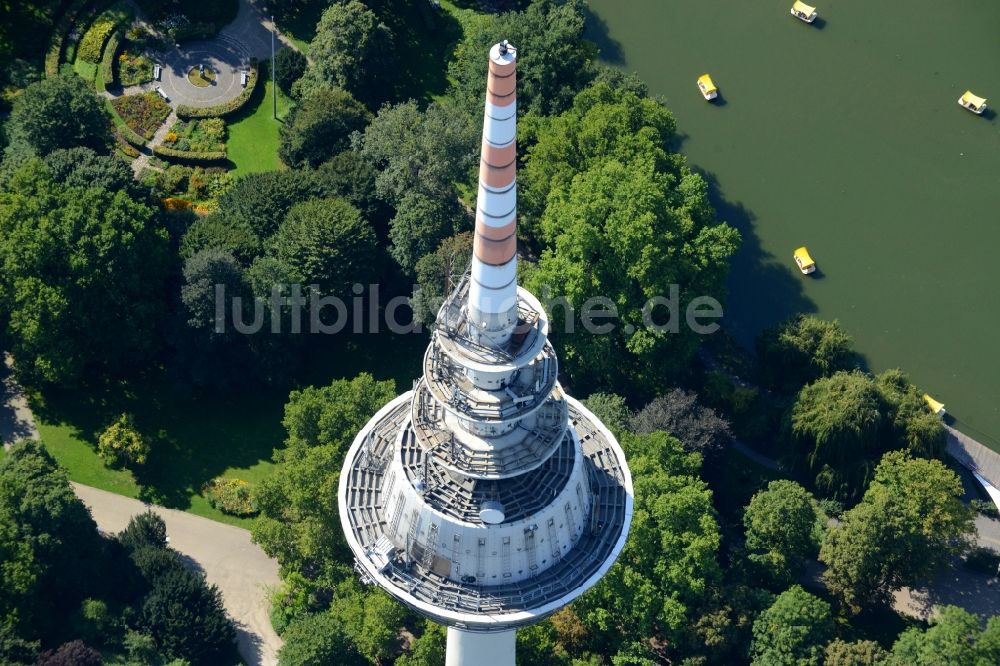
[339,40,633,666]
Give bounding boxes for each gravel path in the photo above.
[73,483,283,666]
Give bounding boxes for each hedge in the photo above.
[176,60,260,119]
[77,17,116,63]
[98,30,121,92]
[152,145,228,164]
[45,0,90,76]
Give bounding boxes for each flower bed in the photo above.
[118,49,154,87]
[177,60,259,119]
[110,91,171,139]
[202,477,256,516]
[165,117,226,152]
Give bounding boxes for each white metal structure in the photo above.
[338,40,633,666]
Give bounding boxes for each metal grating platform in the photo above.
[410,381,568,479]
[342,402,630,626]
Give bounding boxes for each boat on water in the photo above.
[791,1,817,23]
[697,74,718,101]
[793,247,816,274]
[958,91,987,115]
[923,394,946,417]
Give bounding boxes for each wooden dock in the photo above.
[946,424,1000,492]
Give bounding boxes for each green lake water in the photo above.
[584,0,1000,450]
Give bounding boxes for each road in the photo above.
[72,483,282,666]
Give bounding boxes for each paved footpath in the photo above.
[72,484,282,666]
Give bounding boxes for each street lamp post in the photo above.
[271,14,277,119]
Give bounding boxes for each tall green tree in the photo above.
[573,431,722,653]
[275,47,308,95]
[277,611,362,666]
[522,83,738,395]
[252,374,396,601]
[279,87,370,168]
[0,440,106,653]
[0,161,171,386]
[329,581,407,665]
[820,451,975,613]
[743,480,824,585]
[756,315,855,392]
[268,197,377,296]
[447,0,596,117]
[890,606,1000,666]
[354,99,476,274]
[824,639,889,666]
[139,569,238,666]
[299,1,394,108]
[4,73,111,158]
[750,585,834,666]
[788,369,946,500]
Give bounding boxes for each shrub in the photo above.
[111,91,171,139]
[152,145,227,164]
[35,640,102,666]
[203,477,256,516]
[97,413,150,468]
[119,510,168,550]
[275,47,307,95]
[77,18,116,63]
[176,60,259,118]
[971,498,1000,518]
[169,117,226,152]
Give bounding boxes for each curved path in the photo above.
[72,483,283,666]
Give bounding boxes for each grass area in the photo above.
[29,331,426,528]
[226,74,292,175]
[33,379,284,528]
[73,58,98,84]
[187,66,217,87]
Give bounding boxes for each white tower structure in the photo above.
[338,40,633,666]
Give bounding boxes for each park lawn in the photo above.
[226,76,292,176]
[73,58,98,84]
[31,379,286,529]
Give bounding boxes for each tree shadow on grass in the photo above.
[30,329,427,511]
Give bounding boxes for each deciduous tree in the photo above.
[756,315,855,392]
[630,389,732,460]
[742,480,824,585]
[4,73,111,157]
[750,585,834,666]
[820,452,975,613]
[279,87,370,168]
[890,606,1000,665]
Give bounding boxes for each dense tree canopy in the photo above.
[573,431,722,654]
[582,392,631,436]
[824,639,889,666]
[279,87,370,168]
[0,161,171,386]
[328,580,408,664]
[299,1,394,108]
[275,46,308,95]
[756,315,855,392]
[0,440,105,655]
[252,374,396,604]
[354,99,477,273]
[630,388,733,460]
[277,610,362,666]
[742,480,824,585]
[448,0,596,117]
[750,585,834,666]
[890,606,1000,665]
[820,451,975,613]
[3,74,111,158]
[268,197,377,296]
[788,369,946,500]
[523,84,738,395]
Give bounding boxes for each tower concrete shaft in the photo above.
[338,40,633,666]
